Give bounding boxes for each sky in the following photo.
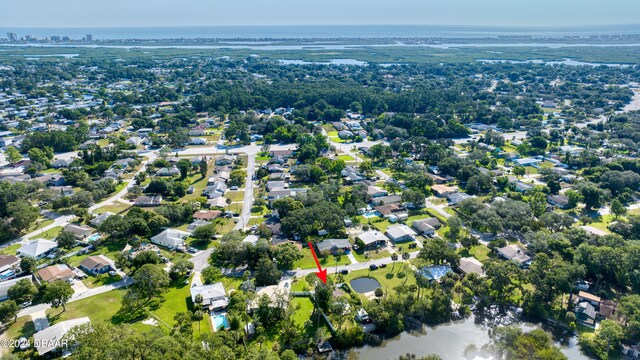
[2,0,639,28]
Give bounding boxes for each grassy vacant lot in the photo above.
[293,250,351,270]
[352,249,392,263]
[94,202,132,215]
[337,154,355,162]
[31,226,63,240]
[340,263,417,298]
[225,190,245,202]
[47,288,125,326]
[27,218,54,232]
[462,244,493,263]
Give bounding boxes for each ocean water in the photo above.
[2,24,640,40]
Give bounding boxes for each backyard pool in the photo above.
[363,211,381,218]
[212,313,229,331]
[86,233,102,242]
[350,277,382,293]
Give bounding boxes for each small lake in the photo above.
[350,277,381,293]
[348,311,587,360]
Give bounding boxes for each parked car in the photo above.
[340,269,349,275]
[369,264,378,270]
[20,301,32,309]
[108,270,117,276]
[379,263,387,268]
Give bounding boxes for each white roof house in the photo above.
[0,276,31,301]
[357,230,388,248]
[33,317,91,355]
[385,224,417,243]
[17,239,58,259]
[190,282,228,310]
[90,212,114,227]
[150,229,189,249]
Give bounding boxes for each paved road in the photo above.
[17,214,75,243]
[425,198,452,219]
[190,248,214,272]
[289,251,419,278]
[234,151,257,231]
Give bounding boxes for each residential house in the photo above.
[370,195,401,206]
[243,235,260,246]
[367,185,388,199]
[0,277,31,302]
[547,194,570,209]
[497,244,532,267]
[187,219,210,232]
[215,155,236,166]
[51,158,73,168]
[156,166,180,176]
[385,224,417,243]
[63,223,94,240]
[193,210,221,221]
[316,239,352,254]
[267,188,309,205]
[190,137,206,145]
[0,255,20,279]
[432,184,458,197]
[266,181,287,192]
[357,230,388,250]
[79,255,114,275]
[33,317,91,356]
[374,203,405,218]
[574,301,597,327]
[17,239,57,259]
[134,196,162,207]
[447,192,472,205]
[207,197,228,209]
[151,229,189,250]
[514,181,534,193]
[90,212,114,227]
[458,257,485,277]
[191,282,228,310]
[412,218,440,236]
[37,264,74,283]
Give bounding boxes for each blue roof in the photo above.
[419,265,453,281]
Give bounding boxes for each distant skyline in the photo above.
[2,0,640,28]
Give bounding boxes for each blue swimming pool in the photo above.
[87,233,102,242]
[212,314,229,331]
[363,211,380,218]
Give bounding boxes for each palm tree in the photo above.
[391,253,399,271]
[193,310,204,332]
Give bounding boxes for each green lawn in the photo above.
[247,217,266,227]
[337,154,355,162]
[0,243,22,256]
[27,218,54,232]
[149,277,213,335]
[352,249,392,263]
[294,250,351,270]
[464,244,492,263]
[46,288,125,326]
[225,191,245,202]
[291,297,314,327]
[342,263,417,297]
[93,202,132,215]
[31,226,63,240]
[256,155,270,162]
[2,316,35,342]
[180,175,209,202]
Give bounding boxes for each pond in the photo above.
[350,277,381,293]
[348,309,587,360]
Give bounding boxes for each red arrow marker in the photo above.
[307,241,327,284]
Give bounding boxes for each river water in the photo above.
[348,313,587,360]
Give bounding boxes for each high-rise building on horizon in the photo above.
[7,32,17,41]
[85,34,94,41]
